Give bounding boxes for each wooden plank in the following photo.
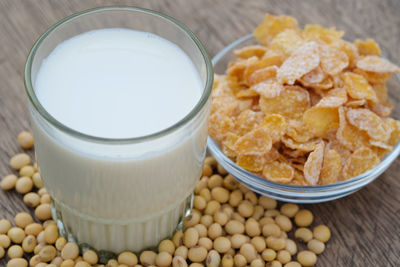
[0,0,399,266]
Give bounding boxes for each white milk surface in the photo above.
[35,28,202,138]
[31,28,208,253]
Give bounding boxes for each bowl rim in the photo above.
[208,33,400,191]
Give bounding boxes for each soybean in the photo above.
[213,236,231,253]
[118,251,138,266]
[188,245,207,262]
[15,177,33,194]
[158,239,175,255]
[22,235,36,253]
[155,251,172,267]
[39,245,57,262]
[7,227,25,243]
[313,225,331,243]
[17,131,34,149]
[61,242,79,260]
[295,227,313,243]
[233,254,247,267]
[23,193,41,208]
[294,210,313,227]
[35,204,52,221]
[206,250,220,267]
[14,212,34,229]
[172,255,188,267]
[0,219,12,234]
[237,200,254,218]
[297,250,317,266]
[221,254,234,267]
[239,243,257,263]
[7,258,28,267]
[19,165,34,177]
[174,246,188,259]
[83,249,98,265]
[183,227,199,248]
[0,175,18,190]
[225,220,244,235]
[0,234,11,248]
[140,250,157,265]
[44,224,59,244]
[10,153,31,170]
[7,245,23,258]
[307,239,325,254]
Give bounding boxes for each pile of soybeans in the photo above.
[0,131,331,267]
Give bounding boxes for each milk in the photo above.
[35,28,202,138]
[30,28,209,253]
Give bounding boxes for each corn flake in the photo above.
[260,86,310,119]
[320,149,342,185]
[345,99,366,108]
[260,114,287,143]
[252,79,284,98]
[261,50,285,66]
[353,68,392,84]
[373,83,388,104]
[285,120,314,143]
[303,142,325,185]
[234,127,272,155]
[356,55,400,73]
[292,169,308,185]
[270,29,305,56]
[342,147,380,180]
[262,161,294,184]
[281,136,321,152]
[301,66,325,84]
[303,24,344,44]
[370,102,393,117]
[253,14,299,46]
[234,45,268,59]
[319,44,349,76]
[277,42,320,85]
[235,109,264,136]
[326,138,351,165]
[237,154,265,172]
[243,58,279,84]
[228,57,258,82]
[236,88,259,98]
[316,87,348,108]
[354,38,381,56]
[303,106,339,137]
[346,108,391,142]
[343,72,377,103]
[336,107,370,151]
[385,118,400,146]
[283,148,307,159]
[208,112,235,142]
[221,132,240,158]
[248,66,278,86]
[333,40,359,68]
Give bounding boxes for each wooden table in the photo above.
[1,0,399,266]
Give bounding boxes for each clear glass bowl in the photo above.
[208,34,400,203]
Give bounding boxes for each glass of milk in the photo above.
[24,7,213,256]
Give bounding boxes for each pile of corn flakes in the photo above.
[209,14,400,186]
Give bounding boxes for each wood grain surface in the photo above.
[1,0,400,266]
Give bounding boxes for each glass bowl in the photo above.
[208,34,400,203]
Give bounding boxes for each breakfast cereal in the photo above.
[209,14,400,185]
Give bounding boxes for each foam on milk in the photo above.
[35,28,203,138]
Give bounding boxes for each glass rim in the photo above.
[24,6,213,144]
[209,33,400,192]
